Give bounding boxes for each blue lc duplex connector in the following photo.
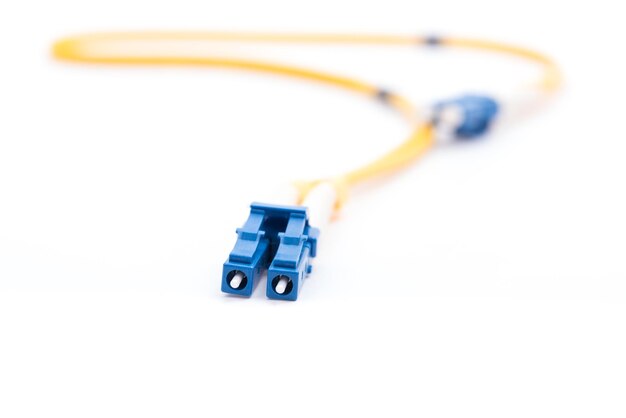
[221,203,319,301]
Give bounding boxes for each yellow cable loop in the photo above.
[52,32,561,210]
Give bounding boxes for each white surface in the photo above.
[302,181,337,229]
[1,0,625,416]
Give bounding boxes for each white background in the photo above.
[1,0,625,416]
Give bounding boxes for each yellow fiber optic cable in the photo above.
[52,32,561,209]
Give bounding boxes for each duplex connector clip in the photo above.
[221,203,319,301]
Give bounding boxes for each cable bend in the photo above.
[52,32,560,209]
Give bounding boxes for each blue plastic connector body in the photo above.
[434,94,500,139]
[221,202,319,301]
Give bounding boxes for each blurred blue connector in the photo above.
[433,94,500,139]
[221,202,319,301]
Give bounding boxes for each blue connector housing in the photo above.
[221,203,319,301]
[434,94,500,139]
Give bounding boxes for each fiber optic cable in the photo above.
[52,31,561,300]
